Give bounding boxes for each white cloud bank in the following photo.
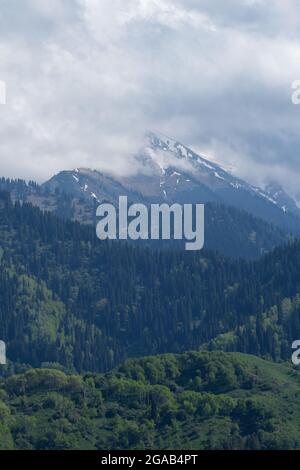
[0,0,300,197]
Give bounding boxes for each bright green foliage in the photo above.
[1,351,300,450]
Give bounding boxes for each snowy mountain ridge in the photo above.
[43,132,300,234]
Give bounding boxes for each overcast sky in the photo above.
[0,0,300,199]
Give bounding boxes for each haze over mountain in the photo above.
[0,133,299,260]
[1,0,300,200]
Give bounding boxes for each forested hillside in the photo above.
[0,177,289,259]
[1,352,300,450]
[0,191,299,374]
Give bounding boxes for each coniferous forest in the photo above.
[0,191,300,449]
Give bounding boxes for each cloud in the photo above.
[0,0,299,198]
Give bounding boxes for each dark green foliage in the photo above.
[0,176,290,259]
[0,191,299,373]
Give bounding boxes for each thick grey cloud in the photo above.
[0,0,300,199]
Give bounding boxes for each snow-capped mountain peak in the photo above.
[42,132,300,234]
[139,133,296,216]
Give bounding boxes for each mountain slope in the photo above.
[1,351,300,450]
[0,176,290,260]
[40,132,300,240]
[41,133,300,236]
[265,182,300,216]
[0,191,300,373]
[118,132,300,233]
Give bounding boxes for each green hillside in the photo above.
[1,351,300,450]
[0,191,300,373]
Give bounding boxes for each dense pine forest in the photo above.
[0,190,299,374]
[0,177,289,260]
